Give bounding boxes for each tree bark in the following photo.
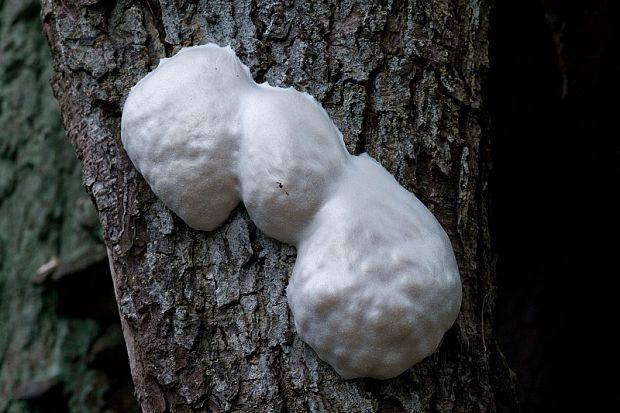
[42,0,515,411]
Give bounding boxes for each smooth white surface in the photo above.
[121,44,462,379]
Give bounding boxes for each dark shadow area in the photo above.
[28,248,139,413]
[488,0,618,411]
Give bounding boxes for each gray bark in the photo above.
[42,0,515,411]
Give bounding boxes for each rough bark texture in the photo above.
[42,0,514,411]
[0,0,137,411]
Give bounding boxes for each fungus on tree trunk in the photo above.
[121,44,462,380]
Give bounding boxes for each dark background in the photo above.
[488,0,618,411]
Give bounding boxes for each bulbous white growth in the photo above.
[121,45,248,231]
[121,44,462,379]
[239,87,350,244]
[288,154,461,379]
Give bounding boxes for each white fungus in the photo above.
[121,44,462,380]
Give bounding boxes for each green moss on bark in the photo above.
[0,0,136,411]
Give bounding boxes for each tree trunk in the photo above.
[42,0,514,411]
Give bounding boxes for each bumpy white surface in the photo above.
[121,44,462,380]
